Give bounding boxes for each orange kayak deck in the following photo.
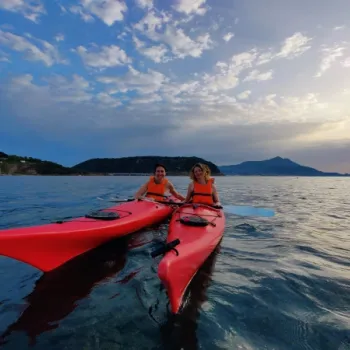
[0,198,179,272]
[157,203,225,314]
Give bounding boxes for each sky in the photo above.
[0,0,349,173]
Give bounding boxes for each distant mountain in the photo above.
[0,153,222,176]
[72,156,222,175]
[219,156,349,176]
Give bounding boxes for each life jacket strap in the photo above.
[192,192,213,197]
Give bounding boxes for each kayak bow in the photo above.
[155,203,225,314]
[0,197,179,272]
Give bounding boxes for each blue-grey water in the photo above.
[0,175,349,350]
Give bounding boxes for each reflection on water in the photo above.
[0,237,130,346]
[160,245,220,350]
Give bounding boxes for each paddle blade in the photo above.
[223,205,275,217]
[110,198,134,203]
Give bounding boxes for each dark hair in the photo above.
[154,163,167,172]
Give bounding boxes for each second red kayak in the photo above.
[156,203,225,314]
[0,197,179,272]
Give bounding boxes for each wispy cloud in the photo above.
[74,44,131,69]
[0,48,10,61]
[314,44,346,77]
[0,30,66,66]
[132,35,169,63]
[237,90,251,100]
[223,32,234,42]
[173,0,208,16]
[276,32,312,59]
[98,66,169,95]
[342,56,350,67]
[0,0,46,23]
[243,69,273,82]
[54,33,65,42]
[69,0,127,26]
[135,0,153,10]
[133,10,213,59]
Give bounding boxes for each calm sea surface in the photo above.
[0,175,349,350]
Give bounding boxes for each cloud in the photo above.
[172,0,207,16]
[0,30,66,66]
[237,90,251,100]
[0,49,10,62]
[135,0,153,10]
[132,93,162,104]
[195,50,258,94]
[1,67,350,172]
[75,44,131,69]
[69,5,94,22]
[276,32,312,59]
[4,73,94,103]
[333,25,345,31]
[42,74,94,103]
[133,10,213,59]
[133,10,170,34]
[54,33,65,42]
[314,44,346,77]
[243,69,273,82]
[96,92,122,107]
[70,0,127,26]
[98,66,169,95]
[58,3,67,13]
[343,57,350,67]
[132,35,169,63]
[0,0,46,23]
[252,32,312,66]
[161,27,212,58]
[223,32,234,42]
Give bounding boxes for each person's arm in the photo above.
[168,181,185,201]
[184,183,194,203]
[212,183,221,205]
[134,182,148,200]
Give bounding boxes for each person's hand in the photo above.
[213,202,222,209]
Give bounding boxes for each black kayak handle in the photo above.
[151,239,180,258]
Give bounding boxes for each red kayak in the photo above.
[0,197,179,272]
[156,203,225,314]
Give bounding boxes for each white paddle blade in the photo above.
[223,205,275,217]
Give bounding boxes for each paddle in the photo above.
[109,198,135,203]
[109,198,275,217]
[221,205,275,217]
[109,197,174,204]
[152,200,275,218]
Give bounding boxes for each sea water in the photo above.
[0,175,349,350]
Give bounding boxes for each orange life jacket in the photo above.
[191,178,214,205]
[146,176,168,200]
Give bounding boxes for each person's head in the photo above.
[154,163,167,181]
[190,163,211,182]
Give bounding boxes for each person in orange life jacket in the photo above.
[134,163,186,201]
[184,163,221,206]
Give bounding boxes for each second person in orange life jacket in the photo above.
[184,163,221,206]
[134,163,186,201]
